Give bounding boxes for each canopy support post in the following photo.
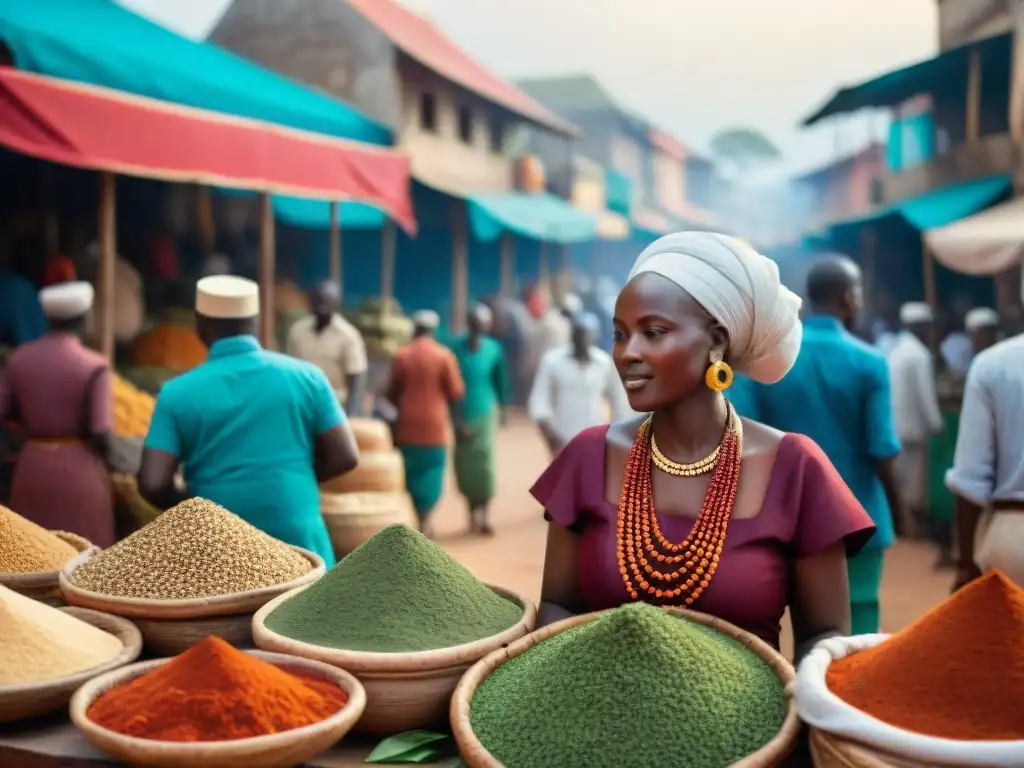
[451,202,468,334]
[258,192,276,348]
[381,220,396,300]
[97,172,117,362]
[922,235,938,354]
[966,49,982,142]
[329,201,342,296]
[861,226,876,318]
[499,232,514,298]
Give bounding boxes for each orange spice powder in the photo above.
[87,636,348,742]
[827,571,1024,740]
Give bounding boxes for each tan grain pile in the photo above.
[0,585,123,685]
[69,498,312,600]
[0,506,79,573]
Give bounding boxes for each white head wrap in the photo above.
[412,309,440,330]
[627,232,803,384]
[471,303,493,326]
[899,301,933,325]
[560,293,583,315]
[965,307,999,332]
[196,275,259,319]
[576,311,601,336]
[39,281,94,320]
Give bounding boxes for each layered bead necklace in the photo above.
[616,401,742,606]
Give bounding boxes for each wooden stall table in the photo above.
[0,715,460,767]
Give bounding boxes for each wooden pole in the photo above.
[499,232,514,297]
[966,48,982,142]
[328,201,342,295]
[195,186,216,254]
[862,225,876,314]
[922,235,938,354]
[451,202,468,334]
[380,220,395,300]
[97,172,117,361]
[258,192,275,348]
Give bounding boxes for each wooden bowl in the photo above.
[58,545,324,619]
[69,650,367,768]
[0,607,142,723]
[0,531,95,602]
[808,728,952,768]
[451,607,801,768]
[252,584,536,735]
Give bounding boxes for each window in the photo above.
[419,91,437,132]
[489,119,504,153]
[457,105,474,144]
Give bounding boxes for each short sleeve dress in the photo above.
[530,426,876,648]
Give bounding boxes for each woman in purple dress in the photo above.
[533,233,875,659]
[0,282,115,547]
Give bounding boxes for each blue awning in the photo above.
[214,188,387,229]
[895,173,1011,229]
[801,32,1011,126]
[468,192,598,243]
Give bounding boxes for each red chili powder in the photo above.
[827,571,1024,740]
[87,636,349,742]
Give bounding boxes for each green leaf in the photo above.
[365,731,450,764]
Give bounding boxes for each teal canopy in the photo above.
[468,192,597,243]
[895,173,1011,230]
[802,32,1011,126]
[215,188,386,229]
[0,0,390,143]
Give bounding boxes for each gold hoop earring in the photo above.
[705,353,733,392]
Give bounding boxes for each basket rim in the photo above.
[252,583,537,673]
[0,606,142,697]
[0,530,96,589]
[449,606,802,768]
[69,650,367,754]
[58,544,325,619]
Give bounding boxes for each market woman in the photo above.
[0,282,116,546]
[532,233,875,658]
[451,304,509,536]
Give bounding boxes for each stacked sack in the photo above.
[351,296,413,358]
[319,418,416,558]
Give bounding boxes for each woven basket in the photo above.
[349,418,394,452]
[59,546,324,619]
[320,450,404,494]
[0,607,142,723]
[809,728,957,768]
[69,650,367,768]
[320,491,417,558]
[451,607,801,768]
[252,584,536,735]
[0,531,95,602]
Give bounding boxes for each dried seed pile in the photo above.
[0,505,79,573]
[471,603,788,768]
[265,524,522,651]
[69,498,312,600]
[0,585,123,685]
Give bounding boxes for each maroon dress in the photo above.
[0,334,115,547]
[531,426,875,649]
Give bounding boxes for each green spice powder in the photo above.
[470,603,788,768]
[264,524,523,652]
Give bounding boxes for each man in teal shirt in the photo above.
[753,257,902,634]
[138,275,359,567]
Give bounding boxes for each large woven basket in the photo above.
[0,531,95,603]
[252,583,536,735]
[69,650,367,768]
[0,607,142,723]
[809,728,955,768]
[451,607,801,768]
[59,546,325,655]
[320,490,417,559]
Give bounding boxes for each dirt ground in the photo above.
[426,413,954,655]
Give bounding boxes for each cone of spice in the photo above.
[827,570,1024,740]
[0,505,79,573]
[470,602,788,768]
[86,636,348,741]
[264,524,522,652]
[0,585,123,685]
[69,498,312,600]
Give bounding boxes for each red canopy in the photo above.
[0,67,416,233]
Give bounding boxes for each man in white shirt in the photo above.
[948,332,1024,589]
[888,301,943,535]
[286,281,368,416]
[528,312,631,456]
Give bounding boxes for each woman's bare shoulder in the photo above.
[607,413,649,450]
[739,418,786,459]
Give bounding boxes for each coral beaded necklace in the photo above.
[616,401,742,606]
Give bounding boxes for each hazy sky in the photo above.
[120,0,937,173]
